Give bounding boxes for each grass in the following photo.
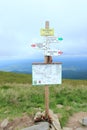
[0,71,87,127]
[0,71,32,84]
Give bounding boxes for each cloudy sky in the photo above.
[0,0,87,59]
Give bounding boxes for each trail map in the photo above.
[32,63,62,85]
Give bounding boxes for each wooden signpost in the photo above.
[44,21,52,118]
[31,21,63,120]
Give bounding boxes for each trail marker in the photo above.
[58,37,63,41]
[31,44,36,47]
[31,43,48,50]
[46,36,60,43]
[44,50,63,56]
[40,28,54,36]
[31,21,63,120]
[32,63,62,85]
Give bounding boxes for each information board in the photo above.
[32,63,62,85]
[40,28,54,36]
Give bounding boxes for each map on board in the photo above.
[32,63,62,85]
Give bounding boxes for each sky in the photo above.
[0,0,87,60]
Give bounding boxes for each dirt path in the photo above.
[66,112,87,130]
[0,115,34,130]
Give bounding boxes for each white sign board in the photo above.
[36,43,48,50]
[32,63,62,85]
[46,36,59,43]
[31,43,49,50]
[44,50,62,56]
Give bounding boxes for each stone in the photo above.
[62,127,73,130]
[34,111,42,121]
[57,104,63,109]
[21,122,49,130]
[50,124,55,130]
[82,117,87,126]
[49,109,61,130]
[76,128,84,130]
[23,109,61,130]
[79,117,87,126]
[1,118,9,128]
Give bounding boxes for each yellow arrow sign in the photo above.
[40,28,54,36]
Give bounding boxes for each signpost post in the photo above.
[31,21,63,121]
[44,21,51,119]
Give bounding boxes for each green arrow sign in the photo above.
[58,37,63,41]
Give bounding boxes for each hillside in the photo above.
[0,71,87,129]
[0,71,87,85]
[0,71,32,84]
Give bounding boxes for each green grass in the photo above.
[0,71,87,127]
[0,71,32,84]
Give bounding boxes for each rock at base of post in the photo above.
[21,122,49,130]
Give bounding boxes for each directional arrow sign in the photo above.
[31,43,48,50]
[46,36,59,43]
[31,44,36,47]
[58,37,63,41]
[44,50,63,56]
[58,50,63,55]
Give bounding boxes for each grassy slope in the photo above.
[0,71,87,127]
[0,71,32,84]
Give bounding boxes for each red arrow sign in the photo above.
[58,50,63,55]
[31,44,36,47]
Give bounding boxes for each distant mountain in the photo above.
[0,57,87,79]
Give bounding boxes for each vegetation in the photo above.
[0,71,32,84]
[0,71,87,127]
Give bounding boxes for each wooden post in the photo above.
[44,21,52,119]
[44,21,52,64]
[45,85,49,119]
[45,21,49,64]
